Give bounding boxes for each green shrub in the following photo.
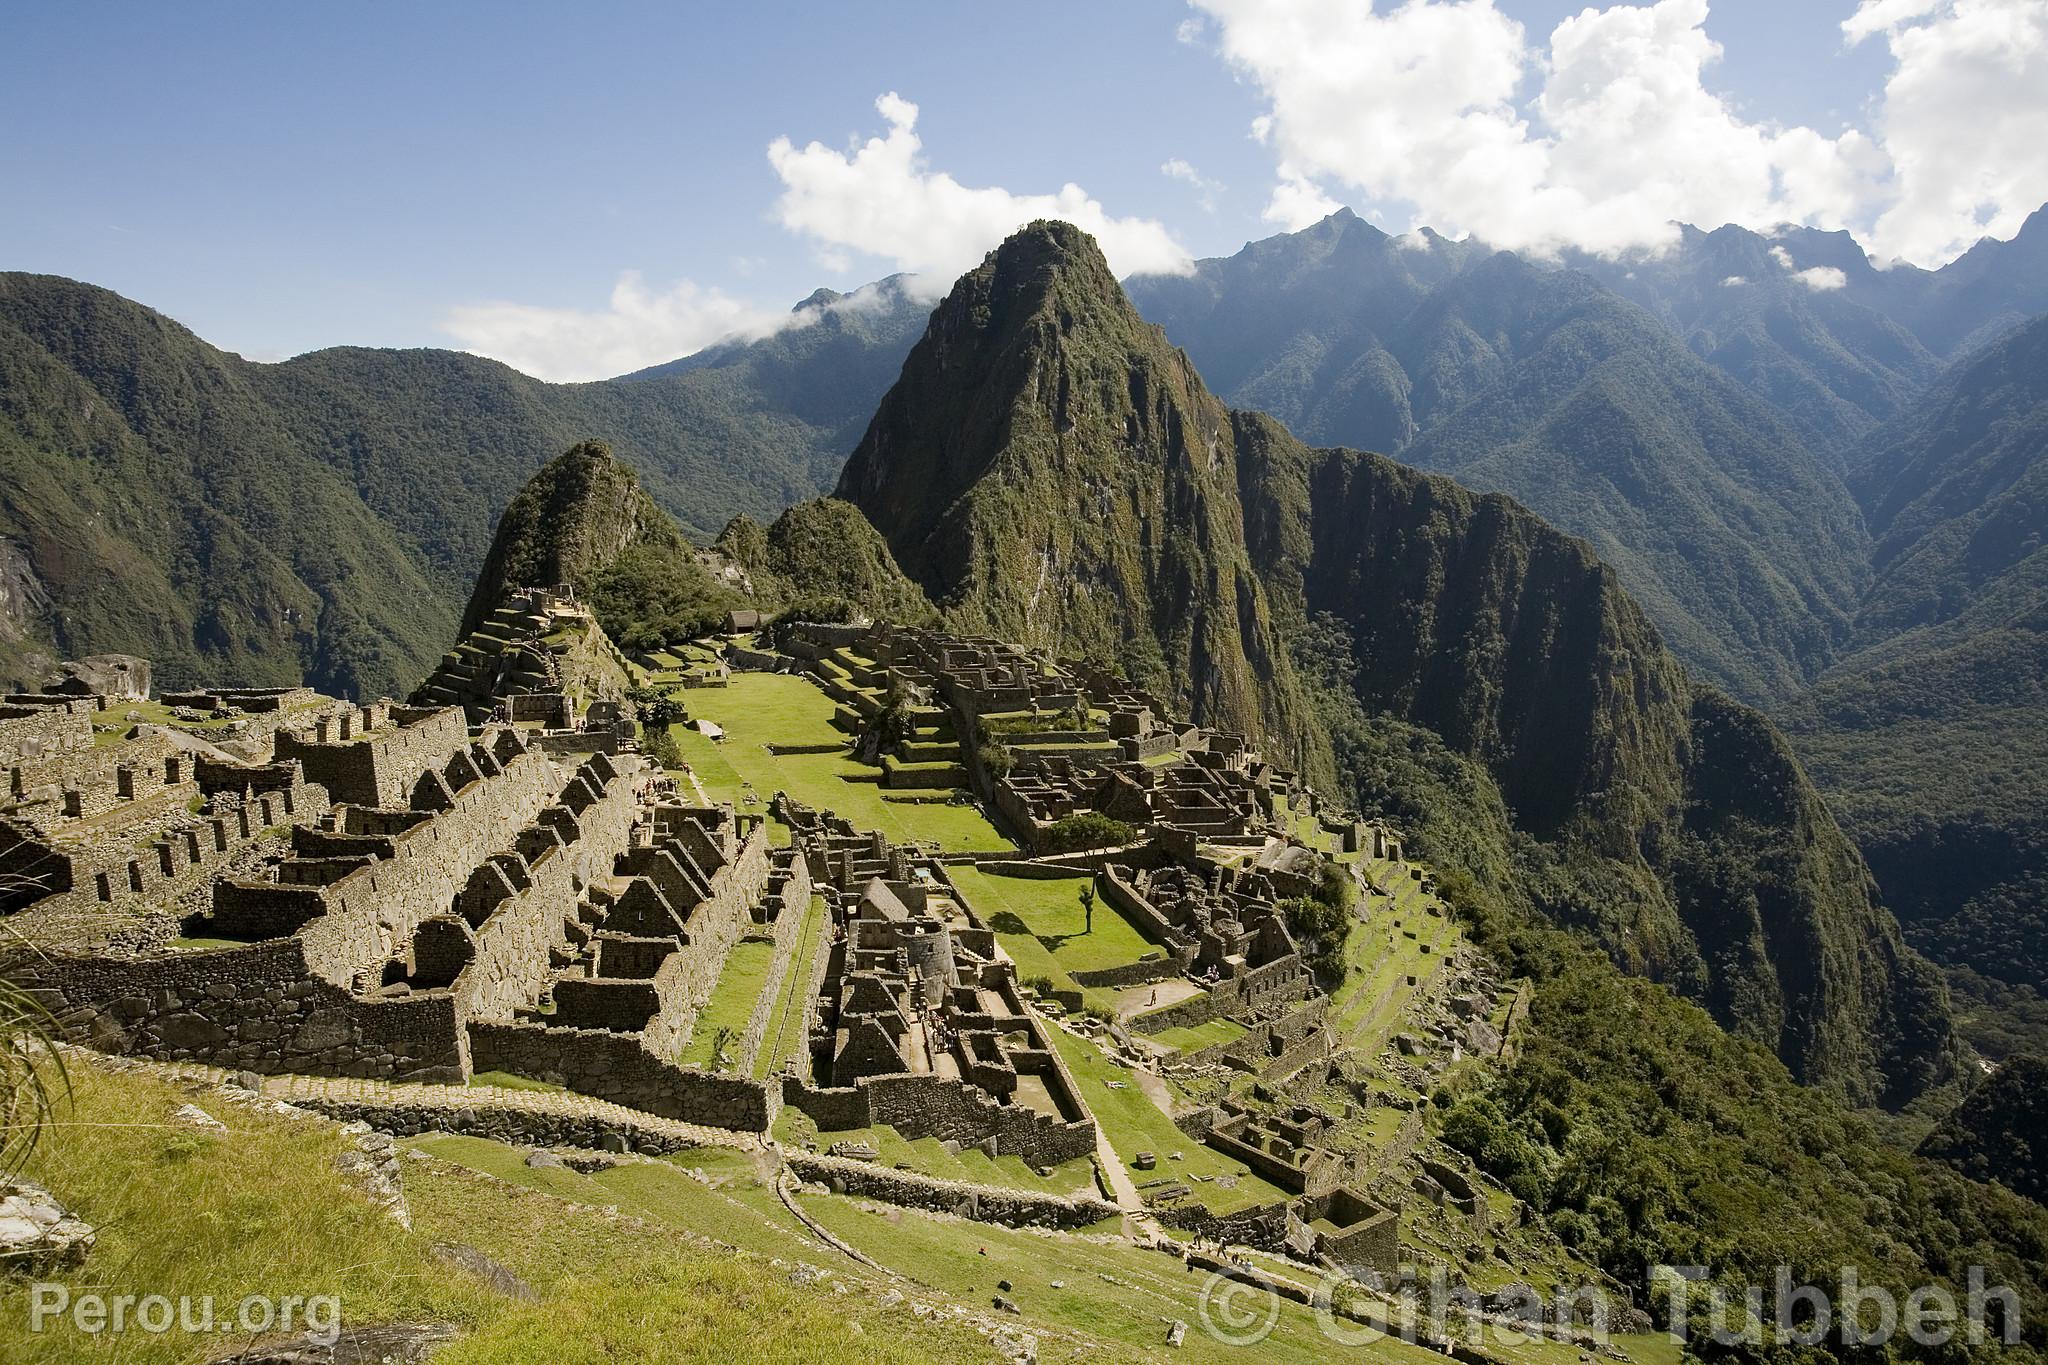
[1040,812,1133,853]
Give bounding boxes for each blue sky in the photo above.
[4,1,2040,379]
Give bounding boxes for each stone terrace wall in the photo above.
[284,748,558,981]
[456,757,640,1020]
[656,821,774,1055]
[297,1094,703,1157]
[1133,954,1312,1034]
[863,1073,1096,1167]
[786,1151,1118,1229]
[1156,1198,1293,1254]
[783,1072,1096,1168]
[469,1021,775,1132]
[6,937,466,1082]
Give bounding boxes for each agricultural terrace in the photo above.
[1328,855,1461,1055]
[653,672,1011,852]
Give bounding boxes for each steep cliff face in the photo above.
[846,222,1956,1105]
[460,439,693,633]
[1238,425,1955,1104]
[837,221,1308,748]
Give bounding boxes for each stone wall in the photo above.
[785,1152,1118,1230]
[1156,1198,1293,1253]
[1068,957,1181,989]
[782,1071,1097,1167]
[286,745,559,980]
[5,938,465,1082]
[862,1073,1096,1167]
[275,705,469,808]
[455,756,640,1020]
[294,1094,703,1157]
[468,1021,775,1132]
[655,818,774,1057]
[0,704,93,770]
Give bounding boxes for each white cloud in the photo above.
[1176,15,1208,43]
[1265,172,1344,229]
[1721,274,1748,285]
[443,272,779,382]
[1192,0,2048,267]
[1770,243,1796,269]
[1162,157,1226,211]
[767,92,1194,289]
[1846,0,2048,264]
[1795,265,1850,290]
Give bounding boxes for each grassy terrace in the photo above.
[1137,1015,1247,1054]
[755,894,828,1078]
[1328,857,1459,1054]
[679,938,777,1069]
[656,672,1010,852]
[1048,1027,1289,1214]
[948,866,1162,991]
[773,1112,1099,1196]
[412,1123,1597,1365]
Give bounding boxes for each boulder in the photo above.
[0,1178,95,1274]
[171,1103,227,1133]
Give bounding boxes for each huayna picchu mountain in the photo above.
[847,221,1958,1106]
[837,220,1311,752]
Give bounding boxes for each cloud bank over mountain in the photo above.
[1194,0,2048,267]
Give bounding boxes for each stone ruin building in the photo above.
[773,799,1098,1168]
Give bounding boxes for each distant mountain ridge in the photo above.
[1785,314,2048,1047]
[843,220,1958,1107]
[0,270,929,696]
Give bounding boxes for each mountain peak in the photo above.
[836,221,1302,746]
[458,438,688,633]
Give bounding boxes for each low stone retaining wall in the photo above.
[1069,957,1180,989]
[785,1151,1118,1229]
[295,1094,705,1156]
[1157,1198,1293,1253]
[469,1022,776,1132]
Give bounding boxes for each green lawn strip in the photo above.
[8,1066,994,1365]
[679,938,777,1069]
[654,674,1011,851]
[948,867,1159,974]
[1047,1029,1288,1214]
[1139,1016,1248,1054]
[756,894,829,1078]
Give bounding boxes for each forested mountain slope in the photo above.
[1128,212,1873,704]
[1786,315,2048,1053]
[0,272,927,695]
